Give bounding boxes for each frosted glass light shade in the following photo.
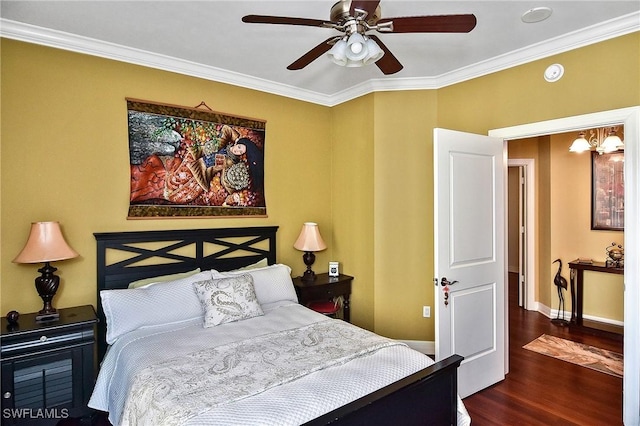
[327,34,384,68]
[569,133,592,153]
[363,38,384,64]
[345,33,368,61]
[602,132,624,152]
[327,39,348,66]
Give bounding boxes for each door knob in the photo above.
[440,277,459,286]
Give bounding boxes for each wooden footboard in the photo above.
[305,354,464,426]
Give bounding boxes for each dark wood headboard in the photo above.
[94,226,278,358]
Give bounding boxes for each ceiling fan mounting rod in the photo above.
[325,0,391,36]
[323,10,392,36]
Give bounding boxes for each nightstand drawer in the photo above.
[1,327,94,359]
[299,280,351,301]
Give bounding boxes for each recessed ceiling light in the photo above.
[522,7,553,23]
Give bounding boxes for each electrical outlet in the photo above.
[422,306,431,318]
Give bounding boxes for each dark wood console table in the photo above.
[568,260,623,334]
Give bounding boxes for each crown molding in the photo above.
[434,10,640,89]
[1,11,638,107]
[0,19,335,106]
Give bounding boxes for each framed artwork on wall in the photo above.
[591,150,624,230]
[127,99,266,218]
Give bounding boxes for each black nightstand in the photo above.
[1,305,98,425]
[293,273,353,322]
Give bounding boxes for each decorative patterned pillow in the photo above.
[193,274,264,327]
[211,264,298,306]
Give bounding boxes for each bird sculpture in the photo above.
[552,258,569,326]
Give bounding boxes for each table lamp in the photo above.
[13,222,79,322]
[293,222,327,282]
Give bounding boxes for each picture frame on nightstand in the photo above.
[329,261,339,277]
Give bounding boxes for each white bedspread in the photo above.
[89,302,471,425]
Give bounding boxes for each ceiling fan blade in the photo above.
[350,1,380,18]
[378,14,477,33]
[242,15,329,28]
[368,35,403,75]
[287,38,334,70]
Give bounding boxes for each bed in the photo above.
[89,226,468,425]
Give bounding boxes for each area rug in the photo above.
[523,334,623,378]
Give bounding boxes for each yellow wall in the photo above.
[330,95,376,330]
[551,132,624,320]
[371,90,439,340]
[2,32,638,340]
[1,40,333,315]
[435,33,640,133]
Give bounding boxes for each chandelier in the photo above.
[569,127,624,154]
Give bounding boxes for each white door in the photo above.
[434,128,506,398]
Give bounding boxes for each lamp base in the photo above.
[36,311,60,323]
[301,251,317,282]
[35,262,61,320]
[301,269,317,282]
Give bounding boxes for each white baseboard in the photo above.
[401,339,435,356]
[537,303,552,318]
[538,303,623,327]
[581,314,624,327]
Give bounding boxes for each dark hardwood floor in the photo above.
[463,273,623,425]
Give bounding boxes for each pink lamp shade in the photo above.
[293,222,327,252]
[13,222,79,263]
[294,222,326,282]
[13,222,78,321]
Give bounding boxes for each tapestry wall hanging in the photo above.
[127,99,266,218]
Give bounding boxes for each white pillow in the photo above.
[193,275,264,327]
[211,264,298,305]
[232,258,269,271]
[100,270,212,344]
[127,268,201,289]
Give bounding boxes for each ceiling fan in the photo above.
[242,0,477,75]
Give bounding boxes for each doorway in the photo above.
[507,159,535,311]
[490,106,640,425]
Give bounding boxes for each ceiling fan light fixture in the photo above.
[344,60,361,68]
[363,38,384,64]
[329,33,383,67]
[345,32,368,61]
[327,38,348,66]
